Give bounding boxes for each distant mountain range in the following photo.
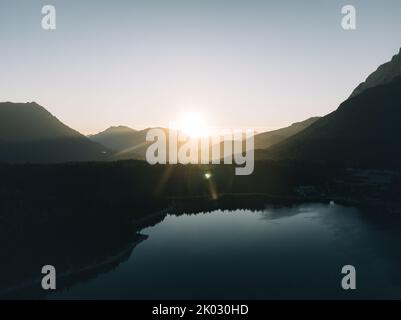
[88,125,139,151]
[88,126,150,160]
[254,117,320,149]
[88,118,321,161]
[1,47,400,167]
[0,102,109,163]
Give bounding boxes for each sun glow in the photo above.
[176,111,211,138]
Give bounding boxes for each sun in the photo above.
[177,111,211,138]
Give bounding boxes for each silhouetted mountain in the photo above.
[89,126,167,160]
[0,102,110,163]
[90,127,233,162]
[254,117,320,149]
[90,118,320,162]
[261,74,401,168]
[89,126,139,151]
[350,47,401,98]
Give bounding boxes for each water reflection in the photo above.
[3,202,401,299]
[54,203,401,299]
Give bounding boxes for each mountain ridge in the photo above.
[0,102,110,163]
[350,47,401,98]
[254,117,320,149]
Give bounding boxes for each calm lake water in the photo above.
[51,203,401,299]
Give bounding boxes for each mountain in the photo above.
[89,126,163,160]
[0,102,110,163]
[90,118,320,162]
[350,47,401,98]
[254,117,320,149]
[261,74,401,167]
[89,126,143,152]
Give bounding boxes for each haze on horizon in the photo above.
[1,0,401,135]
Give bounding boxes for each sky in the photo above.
[1,0,401,134]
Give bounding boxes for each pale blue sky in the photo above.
[0,0,400,134]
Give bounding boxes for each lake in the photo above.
[50,203,401,299]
